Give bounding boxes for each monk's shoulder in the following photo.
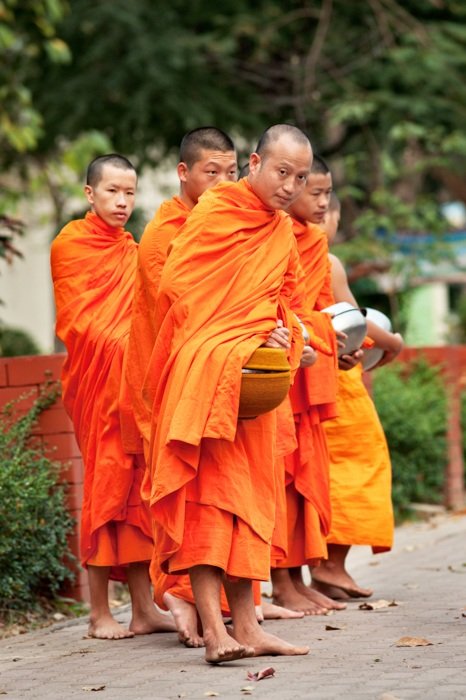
[50,219,85,258]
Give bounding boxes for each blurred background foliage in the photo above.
[1,1,465,222]
[372,359,448,520]
[1,0,466,319]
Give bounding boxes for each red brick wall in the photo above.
[0,353,89,602]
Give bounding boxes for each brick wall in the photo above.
[0,353,89,602]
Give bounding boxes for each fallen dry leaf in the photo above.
[395,636,433,647]
[246,667,275,681]
[82,686,106,692]
[325,624,346,631]
[359,599,398,611]
[448,565,466,574]
[204,693,219,698]
[241,687,255,692]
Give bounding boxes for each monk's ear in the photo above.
[84,185,94,205]
[249,152,261,176]
[177,162,189,183]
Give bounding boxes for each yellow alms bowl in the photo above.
[238,347,291,419]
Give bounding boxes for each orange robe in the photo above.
[129,195,264,610]
[323,364,394,552]
[143,178,329,584]
[273,220,338,568]
[50,211,153,580]
[125,196,191,450]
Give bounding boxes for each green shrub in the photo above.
[0,326,40,357]
[0,385,75,613]
[372,359,447,520]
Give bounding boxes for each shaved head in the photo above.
[255,124,311,161]
[86,153,136,187]
[311,153,330,175]
[179,127,236,167]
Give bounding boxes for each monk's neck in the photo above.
[86,210,124,235]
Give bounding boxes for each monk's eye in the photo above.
[279,169,287,176]
[208,170,218,175]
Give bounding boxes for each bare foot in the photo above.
[204,628,254,664]
[292,579,347,611]
[255,605,264,623]
[163,592,204,647]
[129,604,177,635]
[88,614,134,640]
[233,626,309,657]
[310,580,351,600]
[311,571,373,598]
[272,588,328,615]
[261,601,305,619]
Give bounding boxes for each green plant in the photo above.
[372,359,447,520]
[0,385,75,614]
[0,325,40,357]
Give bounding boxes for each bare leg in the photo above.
[87,565,134,639]
[163,591,204,647]
[310,544,373,598]
[289,567,347,611]
[271,567,327,615]
[190,565,253,664]
[126,562,176,634]
[224,577,309,657]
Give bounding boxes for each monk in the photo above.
[311,190,403,599]
[271,155,360,615]
[51,154,175,640]
[128,128,305,646]
[142,124,334,663]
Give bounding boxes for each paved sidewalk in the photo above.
[1,514,465,700]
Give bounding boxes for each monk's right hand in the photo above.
[264,319,290,349]
[339,348,363,371]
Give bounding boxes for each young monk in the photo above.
[141,124,333,663]
[51,154,175,640]
[127,128,304,648]
[311,190,404,599]
[271,155,359,615]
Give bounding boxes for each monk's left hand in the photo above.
[264,319,290,349]
[338,348,363,371]
[300,345,317,367]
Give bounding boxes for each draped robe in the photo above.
[51,211,152,580]
[273,220,338,567]
[143,179,332,583]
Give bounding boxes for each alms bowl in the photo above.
[322,302,367,357]
[239,347,291,419]
[362,307,393,371]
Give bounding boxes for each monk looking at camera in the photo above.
[141,125,331,663]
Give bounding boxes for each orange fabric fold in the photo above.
[50,212,152,579]
[126,197,191,448]
[324,365,394,552]
[143,178,311,575]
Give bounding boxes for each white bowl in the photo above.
[362,307,393,371]
[321,302,367,357]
